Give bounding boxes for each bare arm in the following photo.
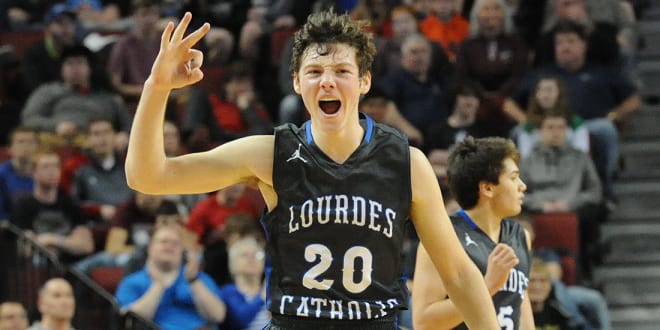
[608,94,641,122]
[413,242,519,329]
[125,13,274,196]
[126,282,167,320]
[409,148,499,329]
[189,280,227,323]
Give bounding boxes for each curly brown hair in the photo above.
[290,9,376,77]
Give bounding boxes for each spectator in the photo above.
[528,257,591,329]
[107,0,162,101]
[219,237,269,330]
[511,21,641,203]
[29,278,76,330]
[186,184,263,285]
[21,3,78,95]
[11,151,94,263]
[21,45,131,143]
[0,127,39,220]
[358,87,423,147]
[73,191,179,276]
[115,224,226,330]
[0,302,28,330]
[513,75,590,159]
[424,81,486,177]
[71,118,132,221]
[378,33,450,140]
[419,0,470,61]
[182,60,273,151]
[66,0,121,31]
[520,111,604,277]
[456,0,529,137]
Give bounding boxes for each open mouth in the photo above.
[319,100,341,115]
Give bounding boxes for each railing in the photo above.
[0,222,159,330]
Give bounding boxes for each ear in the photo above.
[479,181,494,199]
[293,73,301,95]
[359,71,372,95]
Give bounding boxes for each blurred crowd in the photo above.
[0,0,651,329]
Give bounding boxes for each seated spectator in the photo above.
[73,191,180,276]
[378,33,450,141]
[11,151,94,263]
[66,0,121,31]
[520,112,604,277]
[71,118,132,221]
[528,257,591,329]
[182,60,273,151]
[455,0,529,137]
[203,27,236,68]
[106,0,162,101]
[0,127,39,220]
[29,278,76,330]
[424,81,486,177]
[0,301,29,330]
[186,184,263,285]
[358,87,423,147]
[219,237,269,330]
[513,75,590,159]
[511,21,640,203]
[419,0,469,61]
[21,3,78,95]
[115,224,226,330]
[21,45,131,144]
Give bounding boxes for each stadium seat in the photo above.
[90,266,125,294]
[532,212,580,285]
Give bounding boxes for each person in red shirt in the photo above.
[419,0,469,61]
[186,183,264,285]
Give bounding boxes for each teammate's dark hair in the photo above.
[447,137,519,209]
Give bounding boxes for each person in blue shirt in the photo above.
[219,237,269,330]
[115,224,226,330]
[0,126,38,220]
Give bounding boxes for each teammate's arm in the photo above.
[409,147,499,329]
[413,242,518,329]
[125,13,274,195]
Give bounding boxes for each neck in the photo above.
[310,118,363,164]
[34,184,58,204]
[464,206,502,242]
[11,158,32,176]
[41,317,71,330]
[235,274,262,296]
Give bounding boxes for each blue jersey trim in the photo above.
[457,209,478,229]
[303,114,374,145]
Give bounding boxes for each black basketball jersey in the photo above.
[261,116,412,322]
[450,210,531,330]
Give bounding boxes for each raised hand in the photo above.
[484,243,519,295]
[149,12,210,91]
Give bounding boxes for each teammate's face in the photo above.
[490,158,526,218]
[293,43,371,132]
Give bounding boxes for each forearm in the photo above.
[127,282,166,320]
[61,234,94,255]
[189,280,226,323]
[414,298,467,330]
[609,95,641,121]
[125,79,170,192]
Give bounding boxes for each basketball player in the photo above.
[125,11,499,329]
[413,137,535,329]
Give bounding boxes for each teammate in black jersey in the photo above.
[125,10,500,329]
[413,137,535,330]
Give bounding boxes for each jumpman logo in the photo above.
[287,143,308,163]
[464,233,478,247]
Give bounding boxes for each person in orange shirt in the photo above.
[419,0,469,61]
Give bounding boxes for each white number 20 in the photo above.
[302,244,373,293]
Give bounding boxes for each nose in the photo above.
[320,71,335,89]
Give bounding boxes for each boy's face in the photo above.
[528,267,553,304]
[489,157,526,218]
[539,116,568,147]
[293,43,370,131]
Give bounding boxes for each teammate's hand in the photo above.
[148,12,210,91]
[484,243,519,295]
